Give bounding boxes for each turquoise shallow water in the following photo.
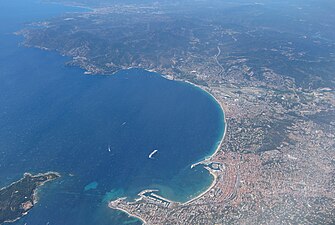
[0,1,224,224]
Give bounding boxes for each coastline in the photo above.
[0,171,61,192]
[15,23,226,218]
[0,171,61,224]
[6,26,226,219]
[30,54,225,220]
[108,68,228,222]
[173,77,227,205]
[109,200,147,225]
[180,79,226,161]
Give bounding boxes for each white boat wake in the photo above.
[148,149,158,159]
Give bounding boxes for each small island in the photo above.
[0,172,60,224]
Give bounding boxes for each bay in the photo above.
[0,1,225,224]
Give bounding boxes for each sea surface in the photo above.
[0,1,224,224]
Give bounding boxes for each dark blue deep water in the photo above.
[0,1,224,224]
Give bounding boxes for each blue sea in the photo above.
[0,1,224,224]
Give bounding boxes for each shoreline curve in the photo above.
[164,76,227,205]
[108,68,227,223]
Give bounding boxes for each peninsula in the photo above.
[0,172,60,224]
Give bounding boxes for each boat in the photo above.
[148,149,158,159]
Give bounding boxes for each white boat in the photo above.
[149,149,158,159]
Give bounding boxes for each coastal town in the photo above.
[16,1,335,224]
[108,54,335,224]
